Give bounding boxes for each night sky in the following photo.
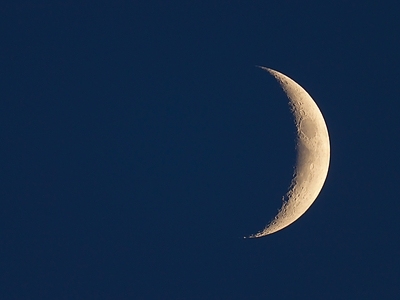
[2,1,400,299]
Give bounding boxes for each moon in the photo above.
[248,67,330,238]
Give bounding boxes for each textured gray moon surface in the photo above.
[248,67,330,238]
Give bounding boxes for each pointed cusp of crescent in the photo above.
[248,67,330,238]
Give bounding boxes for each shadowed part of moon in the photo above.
[247,67,330,238]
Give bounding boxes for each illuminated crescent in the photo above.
[249,67,330,238]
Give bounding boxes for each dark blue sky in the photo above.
[1,1,400,299]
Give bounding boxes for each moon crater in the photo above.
[300,118,317,139]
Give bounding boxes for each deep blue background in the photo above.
[1,1,400,299]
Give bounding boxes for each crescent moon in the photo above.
[248,67,330,238]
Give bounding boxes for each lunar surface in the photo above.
[248,67,330,238]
